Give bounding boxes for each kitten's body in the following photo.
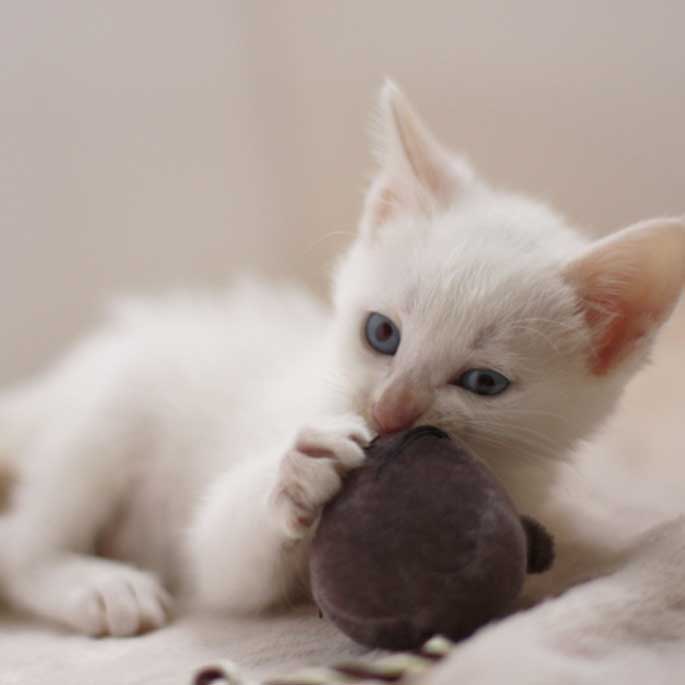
[0,281,337,624]
[1,85,684,667]
[79,282,330,583]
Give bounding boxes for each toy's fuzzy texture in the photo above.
[310,426,553,649]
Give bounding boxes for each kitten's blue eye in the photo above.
[364,312,401,355]
[456,369,510,396]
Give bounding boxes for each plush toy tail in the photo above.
[521,515,556,574]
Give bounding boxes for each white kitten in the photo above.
[0,82,683,640]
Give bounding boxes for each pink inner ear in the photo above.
[566,218,685,376]
[584,296,631,375]
[583,292,661,376]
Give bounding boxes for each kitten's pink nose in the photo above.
[372,385,429,435]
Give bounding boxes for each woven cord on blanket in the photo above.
[192,635,455,685]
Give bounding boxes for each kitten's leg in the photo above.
[0,386,171,636]
[6,553,171,637]
[187,414,372,613]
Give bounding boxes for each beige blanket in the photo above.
[4,606,685,685]
[0,607,368,685]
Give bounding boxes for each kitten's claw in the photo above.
[272,415,372,538]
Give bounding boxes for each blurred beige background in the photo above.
[1,1,684,385]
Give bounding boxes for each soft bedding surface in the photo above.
[4,606,685,685]
[0,606,367,685]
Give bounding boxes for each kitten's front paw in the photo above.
[66,566,173,637]
[271,415,372,539]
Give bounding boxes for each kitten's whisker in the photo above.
[510,316,580,332]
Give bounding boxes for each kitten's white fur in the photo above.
[0,83,683,660]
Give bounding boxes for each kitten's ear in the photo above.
[361,81,474,236]
[564,218,685,375]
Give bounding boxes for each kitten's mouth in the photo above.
[366,409,460,445]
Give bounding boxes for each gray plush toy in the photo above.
[310,425,554,650]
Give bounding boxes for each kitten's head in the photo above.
[330,82,685,499]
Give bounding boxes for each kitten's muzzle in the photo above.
[372,381,432,435]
